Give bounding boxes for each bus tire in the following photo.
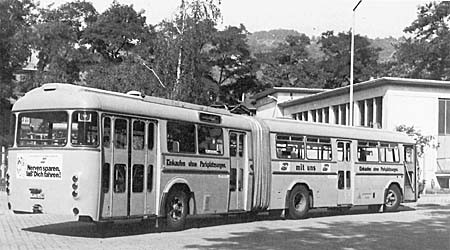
[384,185,401,212]
[287,185,309,219]
[165,189,189,231]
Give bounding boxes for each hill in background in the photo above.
[247,29,399,62]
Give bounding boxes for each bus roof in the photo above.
[14,83,415,144]
[262,117,415,144]
[12,83,254,130]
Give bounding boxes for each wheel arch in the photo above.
[160,178,195,216]
[285,181,314,209]
[384,181,403,201]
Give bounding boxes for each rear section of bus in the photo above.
[6,84,102,220]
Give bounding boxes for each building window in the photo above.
[324,108,329,123]
[333,106,339,125]
[340,104,347,125]
[303,111,308,121]
[438,99,450,135]
[375,97,383,128]
[358,100,365,126]
[318,109,323,123]
[311,110,317,122]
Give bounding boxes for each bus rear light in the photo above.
[72,174,80,199]
[6,173,9,180]
[73,207,79,215]
[6,187,10,195]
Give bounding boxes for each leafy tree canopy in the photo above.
[0,0,36,98]
[394,2,450,80]
[318,31,381,89]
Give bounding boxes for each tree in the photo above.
[82,2,157,93]
[0,0,36,98]
[30,0,97,85]
[318,31,381,89]
[82,2,148,62]
[393,2,450,80]
[152,0,221,104]
[208,24,259,105]
[256,34,323,89]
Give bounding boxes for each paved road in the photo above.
[1,192,449,250]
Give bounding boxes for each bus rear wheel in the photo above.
[287,185,310,219]
[384,185,401,212]
[165,189,188,231]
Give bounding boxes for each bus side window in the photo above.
[114,164,126,193]
[147,165,153,192]
[103,117,111,148]
[198,125,223,155]
[114,119,128,149]
[230,133,237,157]
[405,146,413,163]
[238,134,244,157]
[102,163,110,193]
[167,121,195,153]
[380,143,399,162]
[148,123,154,150]
[132,164,144,193]
[358,141,379,162]
[133,121,145,150]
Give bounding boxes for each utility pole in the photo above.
[350,0,362,126]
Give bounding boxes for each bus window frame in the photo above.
[197,124,224,155]
[357,141,380,163]
[275,134,305,159]
[166,120,196,154]
[70,110,100,148]
[305,136,332,161]
[16,111,69,147]
[379,142,400,163]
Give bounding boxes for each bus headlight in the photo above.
[72,174,79,199]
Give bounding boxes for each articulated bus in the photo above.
[6,83,418,230]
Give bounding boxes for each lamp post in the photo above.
[350,0,362,126]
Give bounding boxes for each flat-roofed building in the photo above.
[252,77,450,191]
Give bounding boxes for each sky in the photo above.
[38,0,429,38]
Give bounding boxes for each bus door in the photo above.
[229,132,246,211]
[111,117,129,217]
[130,120,146,215]
[100,116,112,218]
[101,116,129,218]
[403,145,417,201]
[130,120,157,215]
[337,140,353,205]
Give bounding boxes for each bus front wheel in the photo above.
[165,189,188,230]
[384,185,401,212]
[287,185,310,219]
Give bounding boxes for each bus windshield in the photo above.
[17,111,68,147]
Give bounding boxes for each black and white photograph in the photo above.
[0,0,449,249]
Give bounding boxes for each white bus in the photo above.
[6,83,418,230]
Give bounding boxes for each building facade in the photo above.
[253,77,450,190]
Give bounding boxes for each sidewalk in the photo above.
[0,191,9,214]
[414,193,450,206]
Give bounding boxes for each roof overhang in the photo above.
[279,77,450,108]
